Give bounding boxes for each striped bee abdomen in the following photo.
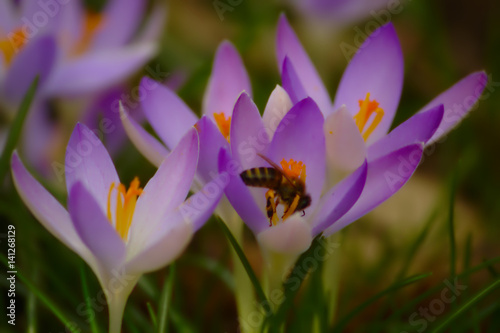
[240,167,282,189]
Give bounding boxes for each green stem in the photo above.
[321,233,342,326]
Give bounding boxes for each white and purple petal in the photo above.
[333,23,404,144]
[276,15,332,114]
[140,76,198,149]
[65,123,120,214]
[324,143,424,236]
[368,104,444,161]
[262,85,293,139]
[417,71,488,144]
[202,41,251,119]
[68,182,126,269]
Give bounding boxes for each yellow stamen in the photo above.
[72,11,103,56]
[0,28,27,65]
[106,177,143,241]
[280,158,306,181]
[213,112,231,141]
[353,92,385,141]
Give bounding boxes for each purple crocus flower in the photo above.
[276,15,487,235]
[1,0,165,173]
[120,40,251,227]
[218,92,426,256]
[11,123,224,333]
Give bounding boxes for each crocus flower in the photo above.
[11,123,224,333]
[120,40,251,228]
[218,92,427,260]
[1,0,165,174]
[276,16,487,234]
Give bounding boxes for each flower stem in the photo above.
[321,232,342,326]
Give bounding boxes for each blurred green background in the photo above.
[2,0,500,332]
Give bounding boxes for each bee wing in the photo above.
[257,153,296,188]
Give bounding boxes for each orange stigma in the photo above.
[213,112,231,141]
[280,158,306,181]
[72,11,104,55]
[0,28,27,65]
[353,92,384,141]
[107,177,143,241]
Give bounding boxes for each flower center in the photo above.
[72,11,104,56]
[0,28,27,65]
[213,112,231,141]
[280,158,306,181]
[107,177,143,241]
[353,92,384,141]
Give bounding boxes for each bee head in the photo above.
[297,194,311,212]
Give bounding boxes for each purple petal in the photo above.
[120,102,169,167]
[3,35,57,103]
[324,143,424,236]
[129,128,198,241]
[230,93,269,170]
[266,98,326,211]
[417,71,488,144]
[218,148,268,234]
[91,0,146,49]
[368,104,444,161]
[312,161,367,235]
[11,152,92,262]
[125,217,192,274]
[141,76,198,149]
[262,85,293,139]
[202,41,251,119]
[68,182,126,269]
[324,106,367,173]
[135,3,167,43]
[65,123,120,215]
[281,57,308,105]
[0,1,16,32]
[333,23,404,144]
[44,43,156,97]
[196,116,229,184]
[177,173,226,232]
[257,214,312,255]
[276,15,332,114]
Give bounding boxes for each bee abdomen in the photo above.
[240,167,281,188]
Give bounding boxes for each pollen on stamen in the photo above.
[0,28,27,65]
[72,11,104,56]
[213,112,231,141]
[353,92,385,141]
[280,158,306,181]
[106,177,143,241]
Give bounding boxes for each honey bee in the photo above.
[240,154,311,226]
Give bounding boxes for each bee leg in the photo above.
[301,210,305,217]
[282,194,300,221]
[265,190,279,226]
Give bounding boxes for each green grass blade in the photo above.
[181,254,235,291]
[266,235,325,333]
[332,272,432,333]
[147,302,158,328]
[0,76,38,181]
[217,218,268,305]
[27,266,38,333]
[448,169,458,278]
[80,264,99,333]
[157,264,176,333]
[0,253,81,332]
[430,276,500,332]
